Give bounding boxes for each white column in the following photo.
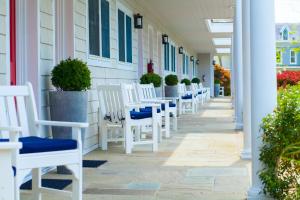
[233,0,243,130]
[241,0,251,160]
[248,0,277,198]
[230,35,235,108]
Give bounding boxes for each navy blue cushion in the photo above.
[181,94,193,99]
[0,137,77,154]
[198,91,203,95]
[161,102,176,111]
[139,107,161,113]
[130,110,152,120]
[13,167,16,176]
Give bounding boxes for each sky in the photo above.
[276,0,300,23]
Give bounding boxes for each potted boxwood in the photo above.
[181,78,191,90]
[50,58,91,173]
[191,77,200,84]
[165,74,178,97]
[214,79,220,97]
[140,73,162,97]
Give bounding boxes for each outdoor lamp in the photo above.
[134,13,143,29]
[190,56,194,61]
[178,47,184,54]
[162,34,168,44]
[196,60,200,65]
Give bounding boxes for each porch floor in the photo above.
[22,97,251,200]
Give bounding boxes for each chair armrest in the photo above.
[36,120,89,128]
[0,126,23,132]
[141,99,171,104]
[0,142,22,150]
[124,103,160,109]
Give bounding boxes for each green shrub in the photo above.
[140,73,162,87]
[191,77,200,84]
[165,74,178,86]
[51,58,91,91]
[181,78,191,86]
[214,79,220,84]
[260,84,300,199]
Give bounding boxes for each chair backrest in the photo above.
[191,83,198,92]
[97,84,125,124]
[199,83,204,89]
[0,83,38,139]
[136,83,156,101]
[122,83,140,105]
[178,83,187,96]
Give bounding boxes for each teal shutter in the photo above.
[182,54,185,74]
[101,0,110,58]
[118,9,125,62]
[126,15,132,63]
[186,55,189,74]
[88,0,100,56]
[172,46,176,72]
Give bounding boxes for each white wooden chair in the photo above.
[97,84,159,154]
[136,83,177,138]
[0,83,88,200]
[199,83,210,101]
[178,83,197,114]
[0,142,22,200]
[191,83,204,107]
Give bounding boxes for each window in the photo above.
[171,45,176,72]
[118,8,132,63]
[182,53,189,75]
[164,43,169,71]
[88,0,110,58]
[276,50,282,64]
[282,27,289,41]
[290,50,296,64]
[192,60,196,77]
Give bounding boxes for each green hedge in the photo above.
[165,74,178,86]
[140,73,162,87]
[181,78,191,86]
[51,58,91,91]
[191,77,200,84]
[260,84,300,199]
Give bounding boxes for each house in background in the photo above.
[276,23,300,71]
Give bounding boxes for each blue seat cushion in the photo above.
[198,91,203,95]
[130,110,152,120]
[0,137,77,154]
[161,102,176,111]
[181,94,193,100]
[139,107,161,113]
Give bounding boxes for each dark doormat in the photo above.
[83,160,107,168]
[20,179,72,190]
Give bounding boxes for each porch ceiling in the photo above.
[138,0,235,54]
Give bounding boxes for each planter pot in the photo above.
[165,85,178,97]
[49,91,88,174]
[214,84,220,97]
[154,87,162,97]
[186,85,191,91]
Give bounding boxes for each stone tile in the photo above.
[186,167,248,177]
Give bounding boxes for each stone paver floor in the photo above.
[22,97,250,200]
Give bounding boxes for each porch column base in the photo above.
[235,122,243,130]
[247,186,268,200]
[240,149,251,160]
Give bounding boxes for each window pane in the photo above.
[164,44,169,70]
[182,54,185,74]
[126,15,132,63]
[118,9,125,62]
[101,0,110,58]
[88,0,100,56]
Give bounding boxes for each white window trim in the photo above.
[116,0,134,70]
[86,0,112,68]
[183,52,190,77]
[276,50,282,65]
[281,26,289,41]
[290,50,297,64]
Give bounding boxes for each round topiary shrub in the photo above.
[260,84,300,199]
[165,74,178,86]
[51,58,91,91]
[214,79,220,84]
[191,77,200,84]
[181,78,191,86]
[140,73,162,87]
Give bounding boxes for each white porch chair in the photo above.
[136,83,177,138]
[191,83,204,106]
[178,83,197,114]
[199,83,210,101]
[0,83,88,200]
[0,142,22,200]
[97,84,159,154]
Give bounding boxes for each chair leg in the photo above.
[152,118,158,152]
[165,110,170,138]
[14,177,20,200]
[101,126,108,150]
[32,168,41,200]
[135,126,141,142]
[172,110,177,131]
[125,124,132,154]
[72,165,82,200]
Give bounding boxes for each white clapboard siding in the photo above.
[0,0,7,86]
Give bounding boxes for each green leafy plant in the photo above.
[140,73,162,87]
[260,84,300,199]
[214,79,220,84]
[165,74,178,86]
[181,78,191,86]
[191,77,200,84]
[51,58,91,91]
